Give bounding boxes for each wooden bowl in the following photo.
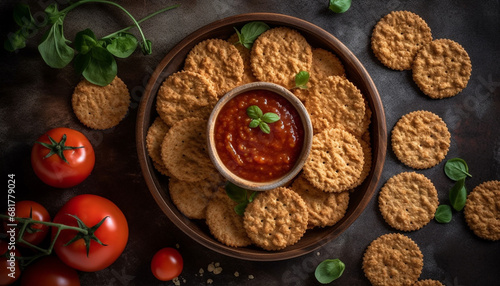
[206,82,313,192]
[136,13,387,261]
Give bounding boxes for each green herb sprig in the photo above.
[233,21,270,49]
[247,105,280,134]
[225,182,257,216]
[434,204,452,223]
[4,1,179,86]
[328,0,352,13]
[315,258,345,284]
[294,71,310,89]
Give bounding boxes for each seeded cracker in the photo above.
[371,11,432,70]
[227,33,257,84]
[205,189,252,247]
[72,76,130,130]
[156,71,217,127]
[414,280,445,286]
[291,174,349,228]
[464,180,500,241]
[379,172,439,231]
[161,117,217,182]
[305,76,366,136]
[391,110,450,169]
[412,39,472,99]
[146,117,170,169]
[251,27,312,89]
[350,137,372,190]
[303,128,364,193]
[243,187,308,251]
[169,173,224,220]
[184,39,244,97]
[362,233,423,286]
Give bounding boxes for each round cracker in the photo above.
[243,187,308,251]
[305,76,366,136]
[371,11,432,70]
[391,110,450,169]
[412,39,472,99]
[291,174,349,228]
[251,27,312,89]
[156,71,217,127]
[146,117,170,165]
[464,180,500,241]
[206,189,252,247]
[414,280,445,286]
[184,38,244,96]
[362,233,423,286]
[72,76,130,130]
[379,172,439,231]
[303,128,364,193]
[169,173,224,220]
[227,33,257,84]
[161,117,216,182]
[350,136,372,190]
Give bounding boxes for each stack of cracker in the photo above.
[146,26,373,251]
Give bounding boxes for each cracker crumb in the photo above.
[182,278,186,283]
[175,243,180,249]
[214,262,220,267]
[213,266,223,275]
[207,278,214,284]
[234,271,240,277]
[199,268,204,276]
[248,275,255,280]
[173,277,180,286]
[207,263,215,272]
[316,251,321,256]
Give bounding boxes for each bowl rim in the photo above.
[206,81,313,192]
[136,12,387,261]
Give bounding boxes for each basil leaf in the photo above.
[295,71,310,89]
[248,191,257,203]
[262,113,280,123]
[225,182,248,203]
[38,19,74,68]
[435,204,452,223]
[140,39,152,55]
[4,30,27,52]
[329,0,352,13]
[13,3,35,28]
[247,105,263,119]
[44,3,63,25]
[235,21,270,49]
[82,46,117,86]
[106,33,138,58]
[449,179,467,211]
[73,52,91,75]
[315,259,345,284]
[259,122,271,134]
[75,29,98,54]
[249,119,261,128]
[234,203,247,216]
[444,158,472,181]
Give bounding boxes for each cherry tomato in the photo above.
[151,247,183,281]
[20,255,80,286]
[31,127,95,188]
[51,194,128,272]
[3,201,50,246]
[0,240,21,286]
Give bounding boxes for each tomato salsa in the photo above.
[214,89,304,182]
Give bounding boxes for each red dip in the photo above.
[214,90,304,182]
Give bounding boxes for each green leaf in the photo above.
[44,3,63,24]
[82,46,117,86]
[234,203,247,216]
[4,30,27,52]
[249,119,261,128]
[248,191,257,203]
[74,52,91,75]
[262,113,280,123]
[140,39,152,55]
[315,259,345,284]
[13,3,35,28]
[449,179,467,211]
[259,122,271,134]
[38,19,74,68]
[247,105,263,119]
[295,71,310,89]
[329,0,352,13]
[435,204,452,223]
[225,182,248,204]
[444,158,472,181]
[106,33,138,58]
[75,29,98,54]
[235,21,270,49]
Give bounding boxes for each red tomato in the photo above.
[151,247,183,281]
[31,127,95,188]
[20,255,80,286]
[3,201,50,246]
[0,240,21,286]
[51,194,128,272]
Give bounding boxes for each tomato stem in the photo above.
[36,134,83,164]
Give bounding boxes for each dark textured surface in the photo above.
[1,1,499,285]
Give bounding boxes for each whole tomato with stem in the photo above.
[3,201,50,246]
[31,127,95,188]
[51,194,128,272]
[20,255,80,286]
[151,247,183,281]
[0,240,21,286]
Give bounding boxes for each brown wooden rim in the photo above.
[136,12,387,261]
